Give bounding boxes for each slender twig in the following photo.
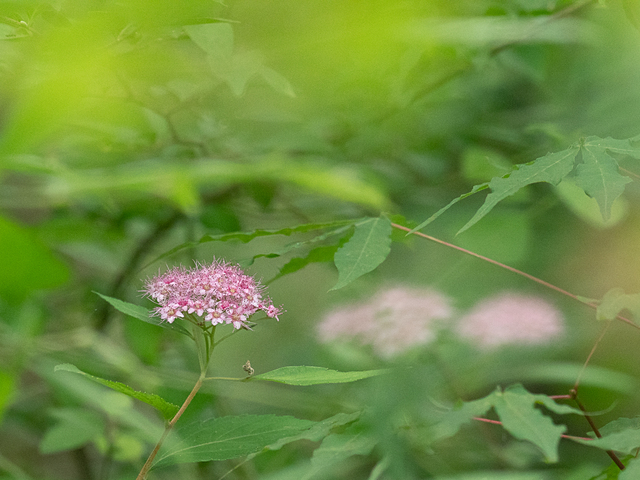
[136,372,205,480]
[570,392,625,470]
[573,321,613,391]
[391,223,639,330]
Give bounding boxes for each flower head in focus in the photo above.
[317,286,454,358]
[456,292,564,350]
[142,258,282,330]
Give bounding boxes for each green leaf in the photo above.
[573,417,640,454]
[40,408,105,454]
[493,385,567,462]
[152,414,318,469]
[303,425,377,480]
[144,219,357,267]
[408,183,489,234]
[268,244,341,283]
[249,366,390,386]
[575,137,632,221]
[620,455,640,480]
[331,216,392,290]
[94,292,192,338]
[185,22,233,58]
[54,364,180,420]
[458,146,579,234]
[596,288,640,324]
[429,384,580,462]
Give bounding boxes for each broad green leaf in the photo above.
[94,292,192,338]
[573,417,640,454]
[493,385,567,462]
[575,137,632,221]
[303,425,377,480]
[429,384,579,462]
[555,179,628,228]
[54,364,180,420]
[582,135,640,159]
[331,216,392,290]
[408,183,489,234]
[152,414,317,469]
[40,407,105,454]
[145,219,357,267]
[249,366,390,386]
[458,146,578,234]
[596,288,640,324]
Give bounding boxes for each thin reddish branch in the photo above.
[392,223,638,330]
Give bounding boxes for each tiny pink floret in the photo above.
[143,258,282,330]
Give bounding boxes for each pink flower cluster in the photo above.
[317,286,454,358]
[456,292,564,350]
[142,259,281,330]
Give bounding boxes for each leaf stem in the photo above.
[391,223,639,330]
[136,372,205,480]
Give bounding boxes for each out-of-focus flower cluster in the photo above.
[317,287,564,358]
[456,292,564,350]
[317,286,454,358]
[142,259,281,330]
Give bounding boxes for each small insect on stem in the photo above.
[242,360,254,377]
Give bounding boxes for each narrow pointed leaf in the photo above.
[331,216,392,290]
[95,292,192,338]
[249,366,390,386]
[152,414,318,469]
[145,219,357,267]
[458,146,578,234]
[54,364,180,420]
[408,182,489,234]
[268,244,340,283]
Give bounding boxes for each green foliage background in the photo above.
[3,0,640,479]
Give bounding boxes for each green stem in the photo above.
[136,371,205,480]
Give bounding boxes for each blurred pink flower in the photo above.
[456,293,564,350]
[317,286,454,358]
[142,258,282,329]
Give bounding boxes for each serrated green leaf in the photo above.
[493,385,567,462]
[40,408,105,454]
[94,292,192,338]
[575,138,632,221]
[250,224,352,266]
[268,244,340,284]
[429,384,578,462]
[458,146,579,234]
[408,183,489,234]
[152,414,318,469]
[144,219,357,267]
[249,366,390,386]
[573,417,640,454]
[54,364,180,420]
[596,288,640,323]
[331,216,392,290]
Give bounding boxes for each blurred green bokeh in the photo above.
[2,0,640,478]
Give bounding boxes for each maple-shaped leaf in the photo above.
[575,137,633,221]
[457,146,579,234]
